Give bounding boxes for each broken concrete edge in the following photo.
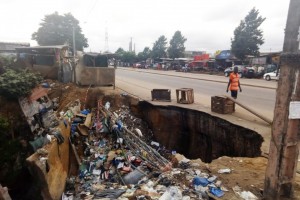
[26,122,70,200]
[116,88,271,157]
[119,67,277,90]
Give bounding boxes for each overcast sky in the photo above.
[1,0,290,54]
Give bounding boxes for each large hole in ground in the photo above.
[131,101,264,163]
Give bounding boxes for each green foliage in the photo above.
[122,51,137,63]
[0,55,17,75]
[152,35,168,59]
[32,12,88,51]
[115,47,126,59]
[168,31,187,59]
[0,69,43,99]
[115,47,126,55]
[115,47,136,64]
[231,8,265,60]
[0,55,16,68]
[137,47,151,62]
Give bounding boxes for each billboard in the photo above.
[194,54,209,61]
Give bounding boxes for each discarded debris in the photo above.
[232,185,258,200]
[218,168,231,174]
[240,191,258,200]
[61,99,232,199]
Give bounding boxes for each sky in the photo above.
[1,0,290,54]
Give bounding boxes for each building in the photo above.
[16,45,71,82]
[184,50,206,58]
[0,42,30,56]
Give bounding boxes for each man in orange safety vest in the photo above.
[226,66,242,99]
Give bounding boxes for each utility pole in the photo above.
[264,0,300,199]
[129,37,132,52]
[72,26,76,58]
[72,26,76,83]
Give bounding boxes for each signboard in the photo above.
[289,101,300,119]
[215,50,233,60]
[251,57,267,65]
[194,54,209,61]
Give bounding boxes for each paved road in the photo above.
[116,68,277,120]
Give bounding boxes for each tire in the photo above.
[265,75,271,81]
[225,72,229,77]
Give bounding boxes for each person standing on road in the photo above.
[226,66,242,99]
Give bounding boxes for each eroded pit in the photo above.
[131,101,264,163]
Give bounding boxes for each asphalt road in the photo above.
[116,68,276,120]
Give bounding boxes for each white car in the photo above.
[263,70,279,81]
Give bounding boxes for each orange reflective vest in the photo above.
[229,73,239,91]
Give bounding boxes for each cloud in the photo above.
[0,0,290,53]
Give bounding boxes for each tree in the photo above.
[137,47,151,61]
[32,12,88,51]
[231,8,265,60]
[115,47,125,60]
[168,31,187,59]
[122,51,136,64]
[152,36,168,59]
[115,48,136,64]
[115,47,125,55]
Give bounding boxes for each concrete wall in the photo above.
[76,66,115,86]
[26,122,70,200]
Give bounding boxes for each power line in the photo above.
[84,0,98,24]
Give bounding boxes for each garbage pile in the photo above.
[61,99,255,200]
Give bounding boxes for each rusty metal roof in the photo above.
[16,45,68,51]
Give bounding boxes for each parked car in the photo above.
[224,66,244,77]
[265,64,278,73]
[263,70,279,81]
[243,67,256,78]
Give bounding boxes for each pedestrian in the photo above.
[226,66,242,99]
[182,64,188,73]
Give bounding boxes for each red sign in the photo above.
[194,54,209,61]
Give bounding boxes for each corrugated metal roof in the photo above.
[0,42,30,51]
[84,52,115,57]
[16,45,68,51]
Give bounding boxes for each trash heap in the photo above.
[62,99,256,200]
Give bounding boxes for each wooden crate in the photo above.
[176,88,194,104]
[151,89,171,101]
[211,96,235,114]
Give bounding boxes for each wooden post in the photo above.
[69,138,81,166]
[264,0,300,198]
[224,95,272,124]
